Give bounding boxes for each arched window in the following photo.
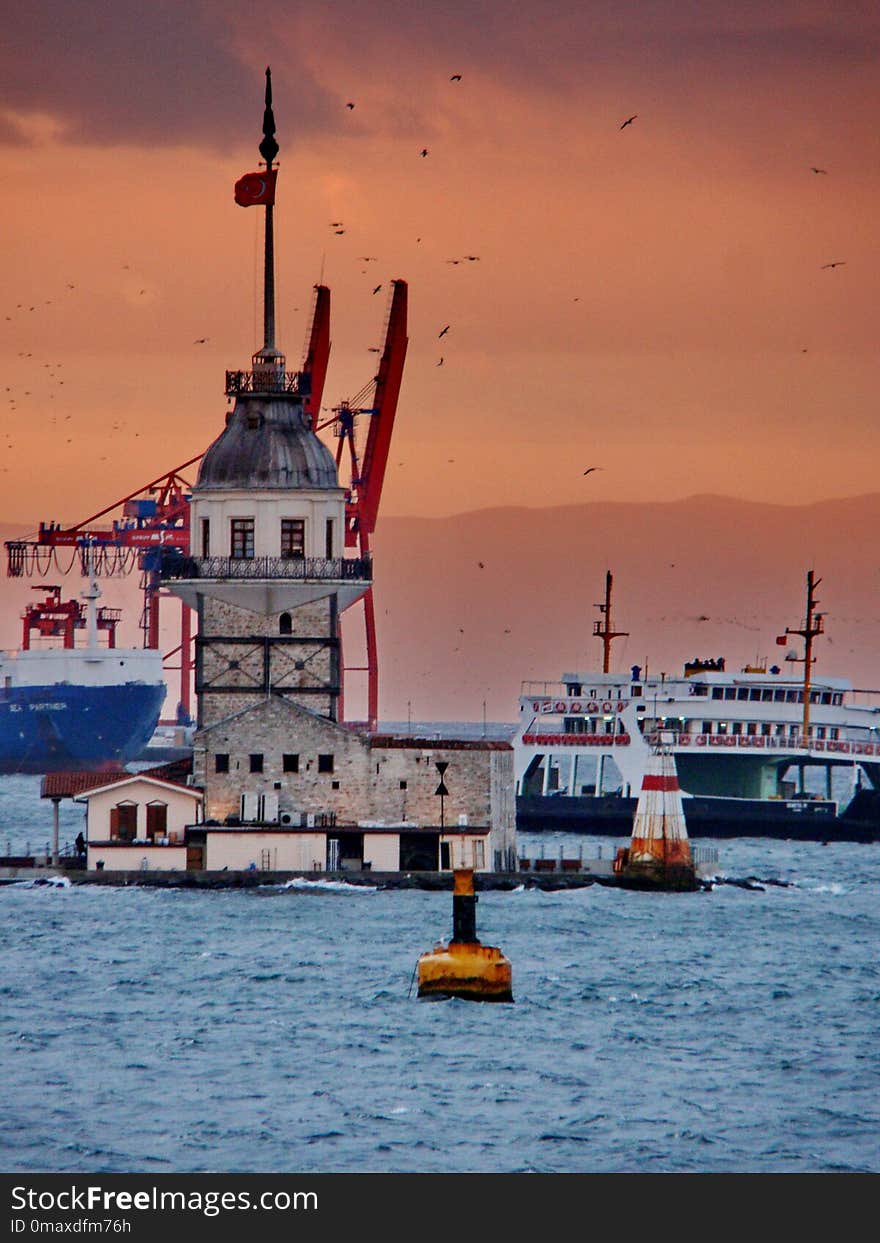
[146,802,168,841]
[279,612,292,635]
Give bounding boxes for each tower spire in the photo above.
[260,66,278,355]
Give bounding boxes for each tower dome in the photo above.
[195,396,338,493]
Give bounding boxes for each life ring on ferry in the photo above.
[616,701,626,713]
[570,701,582,713]
[696,735,707,746]
[554,701,567,713]
[679,735,690,746]
[601,701,612,713]
[865,744,875,757]
[587,702,598,714]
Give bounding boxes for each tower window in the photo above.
[318,754,334,774]
[231,518,254,560]
[249,753,264,774]
[279,612,292,635]
[325,518,334,559]
[283,753,299,773]
[201,517,210,558]
[215,753,229,773]
[281,518,305,558]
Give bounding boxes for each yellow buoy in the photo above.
[416,868,513,1002]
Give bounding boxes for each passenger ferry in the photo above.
[515,572,880,840]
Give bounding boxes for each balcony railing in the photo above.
[225,369,307,396]
[159,553,372,583]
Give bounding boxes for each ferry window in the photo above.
[732,722,742,735]
[816,727,826,739]
[789,724,799,737]
[279,612,292,635]
[702,721,713,734]
[833,694,843,706]
[631,685,642,697]
[318,754,334,774]
[762,689,773,702]
[146,803,167,840]
[201,517,210,558]
[281,518,305,559]
[810,692,819,704]
[737,688,749,701]
[724,688,736,701]
[231,518,255,560]
[774,724,785,736]
[821,693,831,705]
[746,722,757,736]
[774,690,786,702]
[761,723,771,736]
[830,728,839,740]
[749,689,761,702]
[215,753,229,773]
[797,692,804,704]
[712,688,723,700]
[717,721,728,735]
[786,691,798,703]
[283,753,299,773]
[566,684,582,696]
[692,684,708,697]
[249,753,264,773]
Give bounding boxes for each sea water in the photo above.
[1,774,879,1174]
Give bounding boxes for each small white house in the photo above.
[78,774,203,872]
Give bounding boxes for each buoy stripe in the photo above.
[640,774,680,791]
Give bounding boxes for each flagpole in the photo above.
[259,66,279,355]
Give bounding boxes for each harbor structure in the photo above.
[614,735,698,890]
[154,70,516,875]
[417,867,513,1001]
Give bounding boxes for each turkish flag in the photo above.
[234,169,277,207]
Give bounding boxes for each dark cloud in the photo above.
[1,1,877,149]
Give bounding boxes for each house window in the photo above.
[231,518,254,560]
[474,840,485,869]
[399,780,407,790]
[250,753,264,774]
[331,780,340,790]
[201,517,210,558]
[283,753,299,773]
[318,754,334,774]
[325,518,334,559]
[110,802,137,842]
[146,803,168,841]
[279,612,292,635]
[281,518,305,559]
[215,753,229,773]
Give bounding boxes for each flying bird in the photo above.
[619,115,637,129]
[810,167,828,174]
[334,229,345,235]
[372,285,382,294]
[346,102,355,109]
[583,466,603,476]
[420,148,429,157]
[450,74,462,81]
[821,261,846,269]
[436,357,444,366]
[438,325,450,338]
[478,561,485,569]
[193,337,209,344]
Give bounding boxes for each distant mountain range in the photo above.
[4,494,879,721]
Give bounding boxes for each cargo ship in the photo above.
[0,578,166,774]
[515,571,880,841]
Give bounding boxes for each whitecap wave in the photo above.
[281,877,377,894]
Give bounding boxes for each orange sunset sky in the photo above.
[1,2,879,718]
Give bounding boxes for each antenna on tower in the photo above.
[780,569,824,747]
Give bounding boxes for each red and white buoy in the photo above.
[614,735,698,890]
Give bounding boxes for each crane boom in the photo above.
[301,284,331,430]
[356,279,408,537]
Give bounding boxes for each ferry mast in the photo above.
[592,570,628,673]
[782,569,824,745]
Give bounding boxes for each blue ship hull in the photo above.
[0,682,166,774]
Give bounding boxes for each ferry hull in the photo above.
[516,793,880,842]
[0,683,166,774]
